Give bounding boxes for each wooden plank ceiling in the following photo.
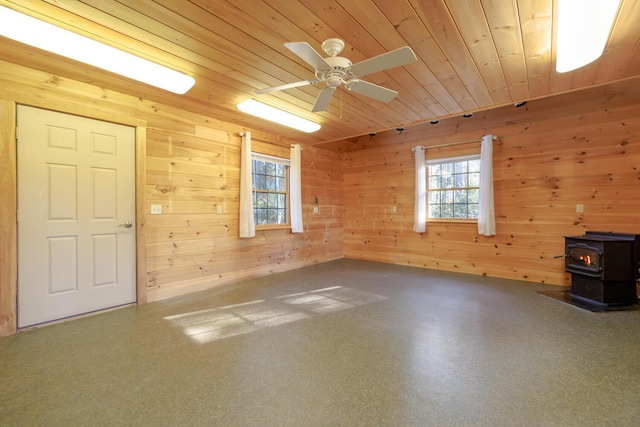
[1,0,640,149]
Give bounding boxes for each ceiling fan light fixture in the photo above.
[326,75,343,88]
[555,0,620,73]
[237,99,321,133]
[0,5,195,94]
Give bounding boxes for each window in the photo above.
[427,155,480,219]
[252,154,289,226]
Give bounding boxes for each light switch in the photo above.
[391,205,397,213]
[216,205,223,214]
[313,206,319,214]
[576,204,584,213]
[151,204,162,215]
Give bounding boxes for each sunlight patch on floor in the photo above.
[277,285,388,314]
[164,286,387,344]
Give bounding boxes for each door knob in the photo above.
[119,221,133,228]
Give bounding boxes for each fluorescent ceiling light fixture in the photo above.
[555,0,620,73]
[0,5,195,94]
[237,99,321,133]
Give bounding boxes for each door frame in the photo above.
[0,99,148,336]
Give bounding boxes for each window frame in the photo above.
[251,152,290,230]
[426,154,481,222]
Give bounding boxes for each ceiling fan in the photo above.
[256,38,417,112]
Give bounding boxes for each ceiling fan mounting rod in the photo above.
[321,38,345,57]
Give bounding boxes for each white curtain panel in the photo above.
[478,135,496,236]
[290,144,304,233]
[413,145,426,233]
[239,132,255,238]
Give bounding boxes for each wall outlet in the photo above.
[576,204,584,213]
[216,205,223,214]
[313,206,319,214]
[151,204,162,215]
[391,205,397,213]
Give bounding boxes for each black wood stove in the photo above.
[564,231,640,306]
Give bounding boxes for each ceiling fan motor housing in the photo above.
[316,56,353,86]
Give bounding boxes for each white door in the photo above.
[17,106,136,328]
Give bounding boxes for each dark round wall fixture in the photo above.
[430,120,439,124]
[515,101,527,108]
[462,113,473,118]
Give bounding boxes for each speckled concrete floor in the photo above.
[1,259,639,426]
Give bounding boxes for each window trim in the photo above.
[425,154,480,166]
[251,152,290,229]
[426,153,481,222]
[252,152,290,167]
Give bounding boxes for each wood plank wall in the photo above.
[0,60,343,335]
[0,99,17,335]
[341,78,640,286]
[2,56,639,334]
[144,131,344,301]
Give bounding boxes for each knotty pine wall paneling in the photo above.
[145,134,344,301]
[0,60,343,335]
[343,78,640,286]
[0,99,17,335]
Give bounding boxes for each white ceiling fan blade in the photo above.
[311,87,336,112]
[256,79,318,94]
[285,42,333,71]
[349,46,417,77]
[347,80,398,103]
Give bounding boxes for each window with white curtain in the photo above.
[251,153,290,227]
[427,154,481,220]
